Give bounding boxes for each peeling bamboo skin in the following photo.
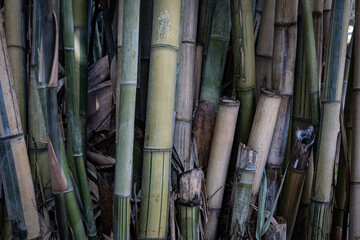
[199,0,231,109]
[174,0,199,171]
[249,89,281,196]
[272,0,298,95]
[4,0,27,135]
[139,1,181,238]
[0,18,41,239]
[204,99,240,240]
[255,0,276,94]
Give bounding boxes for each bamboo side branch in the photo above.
[204,98,240,240]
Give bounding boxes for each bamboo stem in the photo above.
[312,0,324,91]
[113,0,140,239]
[308,0,351,238]
[253,0,264,42]
[0,14,41,239]
[138,1,181,238]
[204,98,240,240]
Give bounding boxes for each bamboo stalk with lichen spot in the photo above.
[349,2,360,237]
[199,0,231,109]
[255,0,276,96]
[277,125,316,239]
[204,98,240,240]
[308,0,350,238]
[0,13,41,239]
[61,0,97,238]
[138,1,181,238]
[231,0,256,144]
[113,0,140,239]
[174,0,199,171]
[4,0,27,135]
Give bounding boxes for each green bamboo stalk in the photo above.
[277,126,316,239]
[174,0,199,171]
[199,0,231,109]
[4,0,27,135]
[113,0,140,239]
[231,0,256,144]
[228,143,258,239]
[0,14,41,238]
[308,0,351,238]
[349,2,360,237]
[138,0,181,238]
[302,0,320,127]
[253,0,264,42]
[322,0,332,79]
[61,0,97,238]
[312,0,323,89]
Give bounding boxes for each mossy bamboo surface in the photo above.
[249,89,281,200]
[302,0,320,127]
[176,169,203,240]
[199,0,231,109]
[204,98,240,240]
[138,1,181,238]
[61,0,97,238]
[255,0,276,95]
[228,143,258,238]
[174,0,199,171]
[113,0,140,239]
[231,0,256,144]
[4,0,27,135]
[277,126,316,239]
[349,2,360,237]
[0,15,41,238]
[308,0,350,238]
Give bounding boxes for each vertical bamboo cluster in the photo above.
[174,0,199,171]
[350,2,360,237]
[204,98,240,240]
[0,14,41,239]
[308,0,350,238]
[4,0,27,134]
[138,1,181,238]
[231,0,256,144]
[113,0,140,239]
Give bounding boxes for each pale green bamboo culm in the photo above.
[61,0,97,238]
[138,0,181,238]
[113,0,140,239]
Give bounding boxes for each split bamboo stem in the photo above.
[4,0,27,135]
[176,169,203,240]
[0,14,41,238]
[248,89,282,203]
[174,0,199,171]
[138,1,181,238]
[199,0,231,109]
[308,0,351,238]
[254,0,276,96]
[349,2,360,237]
[228,143,258,238]
[277,125,316,239]
[61,0,97,238]
[231,0,256,144]
[113,0,140,239]
[204,98,240,240]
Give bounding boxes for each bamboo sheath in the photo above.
[249,89,282,200]
[308,0,350,238]
[277,126,316,239]
[138,1,181,238]
[231,0,256,144]
[0,14,41,239]
[113,0,140,239]
[174,0,199,171]
[204,98,240,240]
[228,143,258,238]
[255,0,276,95]
[350,2,360,237]
[4,0,27,135]
[199,0,231,109]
